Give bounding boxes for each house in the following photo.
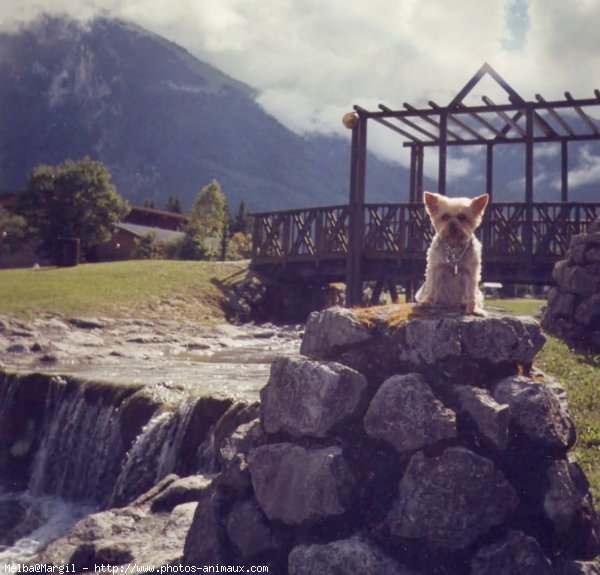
[95,207,188,261]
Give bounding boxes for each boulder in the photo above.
[216,418,265,498]
[248,443,356,525]
[300,306,372,356]
[150,474,214,513]
[542,223,600,352]
[38,502,197,568]
[452,385,509,450]
[260,356,369,438]
[183,482,227,566]
[493,375,576,453]
[387,447,518,550]
[471,530,553,575]
[288,535,417,575]
[300,306,545,386]
[226,498,281,559]
[544,460,600,558]
[363,373,456,453]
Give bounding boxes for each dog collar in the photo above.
[442,239,472,275]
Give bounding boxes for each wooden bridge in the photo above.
[250,201,599,301]
[250,64,600,305]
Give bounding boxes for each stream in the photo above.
[0,323,301,563]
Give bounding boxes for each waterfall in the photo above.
[0,372,232,509]
[28,377,126,505]
[109,396,221,507]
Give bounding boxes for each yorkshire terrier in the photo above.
[415,192,489,316]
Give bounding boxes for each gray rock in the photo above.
[575,294,600,327]
[403,318,462,364]
[261,357,368,438]
[587,246,600,263]
[216,418,265,497]
[300,306,372,356]
[493,376,576,452]
[364,373,456,453]
[38,500,197,568]
[288,535,417,575]
[453,385,509,450]
[226,498,280,559]
[387,447,518,550]
[471,530,553,575]
[183,483,227,566]
[299,307,545,385]
[544,460,590,533]
[544,460,600,558]
[562,266,599,298]
[248,443,355,525]
[547,288,577,318]
[462,314,545,366]
[150,474,214,513]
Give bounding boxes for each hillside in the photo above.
[0,16,403,211]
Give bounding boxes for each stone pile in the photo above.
[542,219,600,352]
[181,306,600,574]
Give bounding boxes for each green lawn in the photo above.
[0,260,248,322]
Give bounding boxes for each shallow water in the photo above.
[0,327,301,562]
[0,489,95,563]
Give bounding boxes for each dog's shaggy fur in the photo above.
[415,191,489,316]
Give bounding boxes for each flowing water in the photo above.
[0,326,301,563]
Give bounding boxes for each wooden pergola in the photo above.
[345,62,600,304]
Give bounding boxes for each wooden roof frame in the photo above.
[350,63,600,202]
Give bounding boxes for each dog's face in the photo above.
[424,192,489,244]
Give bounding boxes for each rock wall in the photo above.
[542,219,600,352]
[181,305,600,575]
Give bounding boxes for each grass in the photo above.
[0,260,249,322]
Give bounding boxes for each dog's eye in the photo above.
[457,214,469,222]
[441,214,450,221]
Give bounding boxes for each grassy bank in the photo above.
[0,260,248,322]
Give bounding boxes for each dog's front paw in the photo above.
[465,302,487,317]
[471,306,488,317]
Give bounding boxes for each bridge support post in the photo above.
[346,112,367,307]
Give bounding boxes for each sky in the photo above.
[1,0,599,188]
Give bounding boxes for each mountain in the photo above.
[0,16,404,211]
[1,16,596,212]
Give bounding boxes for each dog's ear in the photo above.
[423,191,440,215]
[470,194,489,217]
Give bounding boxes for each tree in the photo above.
[0,208,27,255]
[230,200,251,235]
[180,179,226,260]
[17,158,129,258]
[165,195,183,214]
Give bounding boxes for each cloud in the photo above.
[1,0,598,159]
[569,145,600,189]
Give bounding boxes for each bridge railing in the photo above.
[252,201,600,266]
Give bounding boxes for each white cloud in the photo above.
[569,145,600,189]
[1,0,599,163]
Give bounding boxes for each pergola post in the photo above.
[438,111,448,195]
[561,141,569,202]
[485,143,494,201]
[524,104,534,267]
[346,112,367,307]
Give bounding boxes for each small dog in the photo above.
[415,191,489,316]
